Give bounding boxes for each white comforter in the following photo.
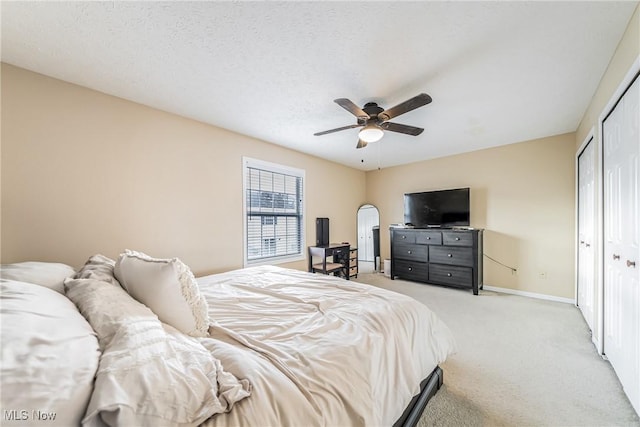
[197,266,456,426]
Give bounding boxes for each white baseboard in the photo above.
[483,285,575,304]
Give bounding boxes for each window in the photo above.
[243,157,305,265]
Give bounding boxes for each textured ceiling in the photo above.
[1,1,637,171]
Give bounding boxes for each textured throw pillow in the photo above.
[114,249,210,337]
[0,261,76,294]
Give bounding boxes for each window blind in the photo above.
[244,159,304,264]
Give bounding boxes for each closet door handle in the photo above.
[627,260,636,268]
[613,254,621,260]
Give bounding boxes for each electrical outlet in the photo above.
[538,271,547,280]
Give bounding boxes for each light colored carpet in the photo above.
[354,273,640,427]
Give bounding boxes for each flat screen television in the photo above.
[404,187,470,228]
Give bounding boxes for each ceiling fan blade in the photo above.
[356,139,368,149]
[314,123,363,136]
[380,121,424,136]
[378,93,432,121]
[334,98,369,120]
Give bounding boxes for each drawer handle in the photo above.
[447,253,453,257]
[408,267,412,271]
[407,250,412,254]
[613,254,621,260]
[455,237,460,241]
[447,273,452,277]
[585,243,591,248]
[402,235,406,239]
[628,260,636,268]
[426,237,431,240]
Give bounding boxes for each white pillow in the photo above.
[0,261,75,293]
[114,249,210,337]
[1,279,100,426]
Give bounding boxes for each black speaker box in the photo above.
[316,217,329,246]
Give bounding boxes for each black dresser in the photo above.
[390,227,483,295]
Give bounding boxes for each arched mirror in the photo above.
[356,204,380,273]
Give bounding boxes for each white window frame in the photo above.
[242,157,306,267]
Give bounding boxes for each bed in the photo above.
[0,252,456,426]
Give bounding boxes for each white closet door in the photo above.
[603,73,640,414]
[578,138,596,331]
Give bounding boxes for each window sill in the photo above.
[244,253,305,268]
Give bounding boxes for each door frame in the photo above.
[356,203,380,265]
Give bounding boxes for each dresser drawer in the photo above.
[429,246,474,266]
[429,264,473,286]
[416,231,442,245]
[442,231,473,246]
[394,259,429,280]
[393,230,416,244]
[394,244,428,262]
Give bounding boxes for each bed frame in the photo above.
[393,366,444,427]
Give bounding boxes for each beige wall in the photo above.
[366,133,576,299]
[576,4,639,148]
[0,64,579,299]
[1,64,366,275]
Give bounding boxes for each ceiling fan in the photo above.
[314,93,432,148]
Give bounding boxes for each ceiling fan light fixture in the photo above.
[358,125,384,143]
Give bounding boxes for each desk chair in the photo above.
[308,246,348,278]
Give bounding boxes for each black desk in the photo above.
[307,243,350,280]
